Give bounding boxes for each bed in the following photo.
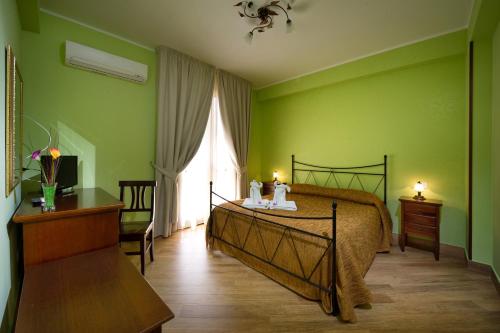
[206,155,392,322]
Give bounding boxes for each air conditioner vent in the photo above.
[65,41,148,84]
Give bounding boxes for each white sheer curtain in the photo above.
[178,97,237,229]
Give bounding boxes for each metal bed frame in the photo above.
[208,155,387,316]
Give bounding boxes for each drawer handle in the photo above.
[410,211,436,217]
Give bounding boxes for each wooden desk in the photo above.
[15,246,174,333]
[13,188,124,267]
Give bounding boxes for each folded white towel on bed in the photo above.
[242,198,270,209]
[269,200,297,211]
[242,198,297,211]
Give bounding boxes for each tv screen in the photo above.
[40,155,78,190]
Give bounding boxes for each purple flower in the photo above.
[31,150,41,161]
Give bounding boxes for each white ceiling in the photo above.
[40,0,474,88]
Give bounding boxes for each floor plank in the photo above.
[123,226,500,332]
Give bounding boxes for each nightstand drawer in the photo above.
[404,202,438,216]
[404,212,437,227]
[262,181,275,195]
[406,223,436,237]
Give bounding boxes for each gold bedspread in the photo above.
[206,184,392,322]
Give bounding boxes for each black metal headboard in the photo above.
[291,155,387,204]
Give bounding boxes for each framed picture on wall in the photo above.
[5,45,24,196]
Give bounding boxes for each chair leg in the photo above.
[140,238,145,275]
[149,231,154,262]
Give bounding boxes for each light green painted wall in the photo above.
[467,0,500,266]
[492,22,500,278]
[15,0,39,33]
[21,12,157,198]
[0,0,23,331]
[250,32,467,248]
[471,38,493,264]
[257,31,466,102]
[247,92,262,182]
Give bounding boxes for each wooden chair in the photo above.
[118,180,156,275]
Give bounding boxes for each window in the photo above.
[178,97,237,229]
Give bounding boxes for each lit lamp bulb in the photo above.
[273,170,279,182]
[413,181,426,201]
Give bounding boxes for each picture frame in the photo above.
[5,45,24,196]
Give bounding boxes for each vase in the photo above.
[42,183,57,212]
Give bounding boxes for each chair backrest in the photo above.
[118,180,157,223]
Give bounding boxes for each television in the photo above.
[40,155,78,191]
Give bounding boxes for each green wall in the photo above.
[0,0,23,331]
[248,92,262,182]
[493,21,500,279]
[250,31,467,248]
[21,12,157,198]
[471,37,493,264]
[467,0,500,268]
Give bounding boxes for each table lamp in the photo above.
[413,181,426,200]
[273,170,278,182]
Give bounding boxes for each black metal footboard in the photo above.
[208,181,339,316]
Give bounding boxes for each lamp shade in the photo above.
[414,181,425,192]
[273,171,278,180]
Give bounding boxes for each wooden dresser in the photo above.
[399,196,443,260]
[13,188,124,267]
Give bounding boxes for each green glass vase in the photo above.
[42,183,57,212]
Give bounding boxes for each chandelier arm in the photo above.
[250,26,261,34]
[267,4,291,21]
[250,16,273,33]
[242,3,257,18]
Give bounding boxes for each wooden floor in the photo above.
[125,226,500,333]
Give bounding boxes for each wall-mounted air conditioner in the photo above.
[65,40,148,84]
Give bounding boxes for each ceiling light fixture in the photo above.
[234,1,293,39]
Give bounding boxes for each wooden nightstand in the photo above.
[262,181,275,196]
[399,196,443,260]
